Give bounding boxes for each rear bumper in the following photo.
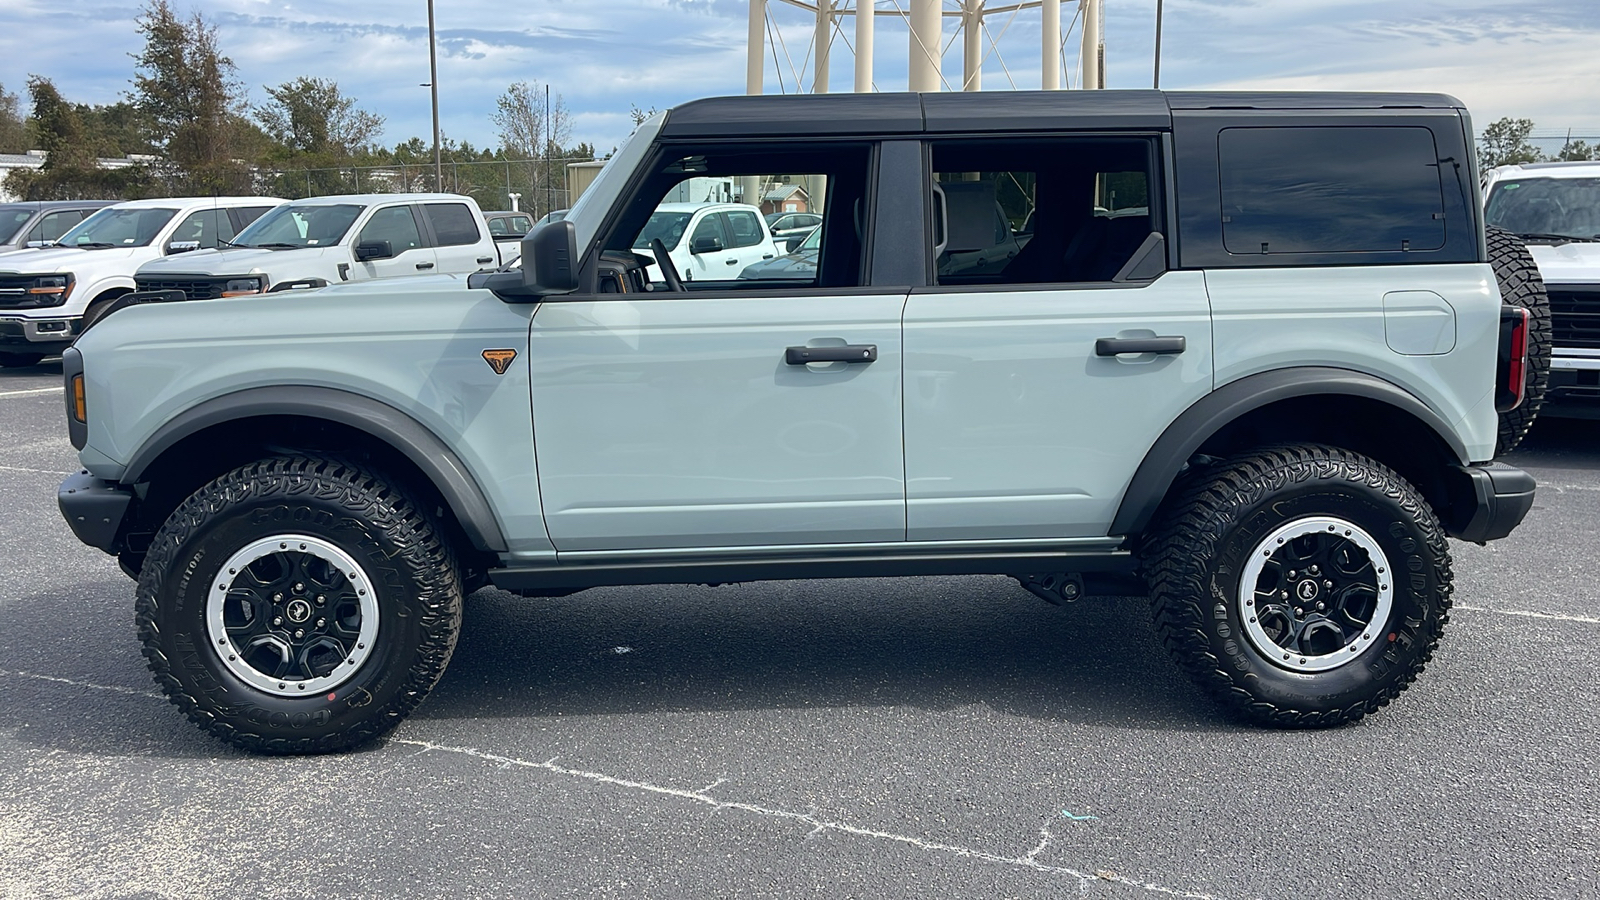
[1443,462,1536,544]
[58,470,133,553]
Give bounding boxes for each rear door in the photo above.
[422,201,497,274]
[902,136,1214,540]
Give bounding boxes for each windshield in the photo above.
[0,207,34,244]
[57,207,178,249]
[797,225,821,252]
[236,203,365,248]
[632,211,693,250]
[1486,177,1600,240]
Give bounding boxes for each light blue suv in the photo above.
[59,91,1538,753]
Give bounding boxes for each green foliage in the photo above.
[130,0,250,193]
[255,77,386,198]
[1478,118,1547,169]
[3,77,151,200]
[1558,140,1599,162]
[0,82,28,154]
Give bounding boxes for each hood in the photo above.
[0,245,144,275]
[1526,242,1600,285]
[137,246,335,277]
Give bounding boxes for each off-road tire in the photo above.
[1143,445,1452,728]
[0,352,46,368]
[1488,225,1550,455]
[135,457,463,754]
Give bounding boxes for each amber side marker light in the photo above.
[71,374,86,423]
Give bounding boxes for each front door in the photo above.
[530,140,901,552]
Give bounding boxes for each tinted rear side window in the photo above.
[424,203,482,246]
[1218,126,1446,254]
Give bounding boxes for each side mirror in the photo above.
[355,240,393,262]
[167,240,201,255]
[515,218,578,296]
[784,235,805,253]
[690,236,723,255]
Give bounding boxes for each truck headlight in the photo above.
[26,274,72,305]
[222,277,265,297]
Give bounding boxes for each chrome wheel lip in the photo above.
[206,534,379,697]
[1238,516,1393,674]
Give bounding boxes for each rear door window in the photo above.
[423,202,482,247]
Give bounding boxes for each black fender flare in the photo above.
[1110,367,1470,538]
[121,385,508,552]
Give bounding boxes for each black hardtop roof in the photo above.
[659,90,1467,139]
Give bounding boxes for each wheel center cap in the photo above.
[285,598,313,624]
[1296,579,1321,602]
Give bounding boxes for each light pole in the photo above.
[1154,0,1165,88]
[427,0,442,192]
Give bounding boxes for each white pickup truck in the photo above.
[633,202,781,283]
[134,193,501,300]
[0,196,282,367]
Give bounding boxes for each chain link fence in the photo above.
[256,157,601,217]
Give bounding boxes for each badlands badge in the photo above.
[482,349,517,375]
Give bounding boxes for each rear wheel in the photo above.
[1144,445,1452,727]
[1488,225,1550,454]
[136,457,463,753]
[0,352,46,368]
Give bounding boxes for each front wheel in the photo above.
[136,457,463,753]
[1143,445,1453,727]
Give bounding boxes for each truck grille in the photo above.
[0,274,42,310]
[1549,284,1600,351]
[134,276,231,301]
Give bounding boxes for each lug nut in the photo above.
[1316,602,1326,611]
[316,618,326,628]
[294,629,304,639]
[1309,565,1320,576]
[273,593,283,602]
[316,595,326,605]
[1323,580,1333,589]
[294,583,304,592]
[272,617,283,626]
[1288,570,1297,579]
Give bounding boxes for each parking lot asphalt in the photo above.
[2,359,1597,899]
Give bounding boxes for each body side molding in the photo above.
[1110,367,1470,538]
[120,385,508,552]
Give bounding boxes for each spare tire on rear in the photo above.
[1487,225,1550,455]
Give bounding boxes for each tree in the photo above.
[130,0,250,193]
[257,77,384,158]
[1478,118,1547,169]
[3,77,147,200]
[0,82,28,154]
[491,81,573,217]
[255,77,385,197]
[1559,139,1598,162]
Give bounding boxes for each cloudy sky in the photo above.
[3,0,1599,157]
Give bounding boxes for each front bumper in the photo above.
[58,470,134,553]
[1443,462,1536,544]
[0,314,79,348]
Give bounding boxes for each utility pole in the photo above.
[908,0,941,92]
[854,0,874,92]
[1043,0,1061,88]
[1081,0,1102,90]
[814,0,832,92]
[427,0,442,191]
[1154,0,1164,88]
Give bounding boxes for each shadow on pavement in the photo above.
[419,576,1231,733]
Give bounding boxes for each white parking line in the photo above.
[0,387,58,398]
[0,669,164,700]
[0,464,74,476]
[1456,605,1600,625]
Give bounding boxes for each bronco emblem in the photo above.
[482,349,517,375]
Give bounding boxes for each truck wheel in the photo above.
[135,457,463,754]
[0,352,46,367]
[1143,445,1452,727]
[1488,225,1550,455]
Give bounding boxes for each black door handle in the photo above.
[416,262,435,270]
[1094,336,1186,356]
[786,344,878,365]
[477,256,494,264]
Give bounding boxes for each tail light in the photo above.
[1495,307,1530,413]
